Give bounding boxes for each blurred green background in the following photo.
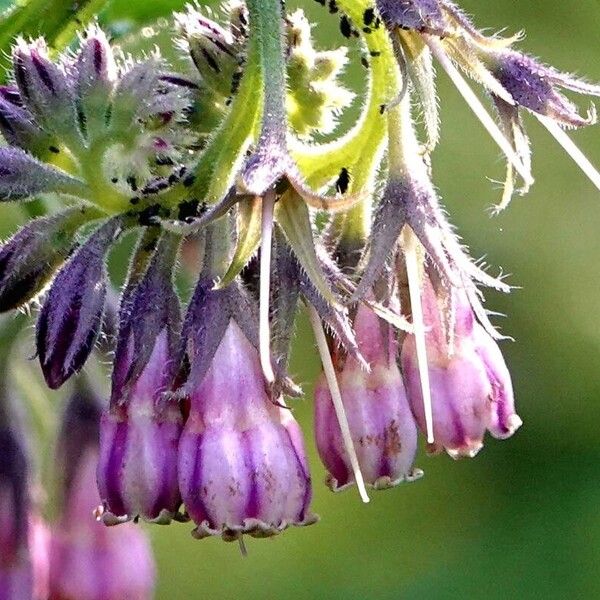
[2,0,600,598]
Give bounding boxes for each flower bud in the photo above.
[315,304,421,490]
[49,388,155,600]
[0,208,92,312]
[75,26,117,141]
[12,38,83,151]
[0,147,86,201]
[175,6,244,98]
[0,86,54,156]
[36,217,121,389]
[50,453,155,600]
[489,50,600,127]
[401,279,522,458]
[178,320,316,540]
[98,233,183,524]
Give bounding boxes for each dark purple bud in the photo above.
[0,85,55,156]
[179,321,316,540]
[492,50,600,127]
[36,218,121,389]
[50,390,156,600]
[0,208,91,312]
[0,147,87,201]
[315,304,421,490]
[98,235,183,524]
[401,278,521,458]
[75,26,117,141]
[376,0,446,34]
[12,39,83,150]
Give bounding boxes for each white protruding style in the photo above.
[425,35,534,189]
[535,114,600,193]
[308,305,370,504]
[259,190,276,385]
[402,227,435,444]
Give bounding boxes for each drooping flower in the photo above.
[314,303,421,490]
[98,233,184,525]
[178,277,316,541]
[401,276,522,458]
[376,0,600,205]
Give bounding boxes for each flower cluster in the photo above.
[0,0,598,564]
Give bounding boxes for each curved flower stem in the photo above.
[259,189,276,385]
[308,304,370,504]
[294,0,397,192]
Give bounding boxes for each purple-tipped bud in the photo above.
[110,59,188,134]
[36,218,121,389]
[0,208,90,312]
[179,321,316,541]
[98,234,183,525]
[75,26,117,141]
[491,50,600,127]
[0,147,86,201]
[315,304,421,491]
[0,86,55,156]
[401,279,522,458]
[12,38,83,150]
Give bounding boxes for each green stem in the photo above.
[247,0,288,146]
[293,0,398,191]
[387,93,423,179]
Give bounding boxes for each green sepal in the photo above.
[219,196,262,288]
[275,188,340,309]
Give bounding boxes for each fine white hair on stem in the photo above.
[307,304,370,504]
[535,114,600,193]
[424,35,534,189]
[259,189,276,385]
[402,226,435,444]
